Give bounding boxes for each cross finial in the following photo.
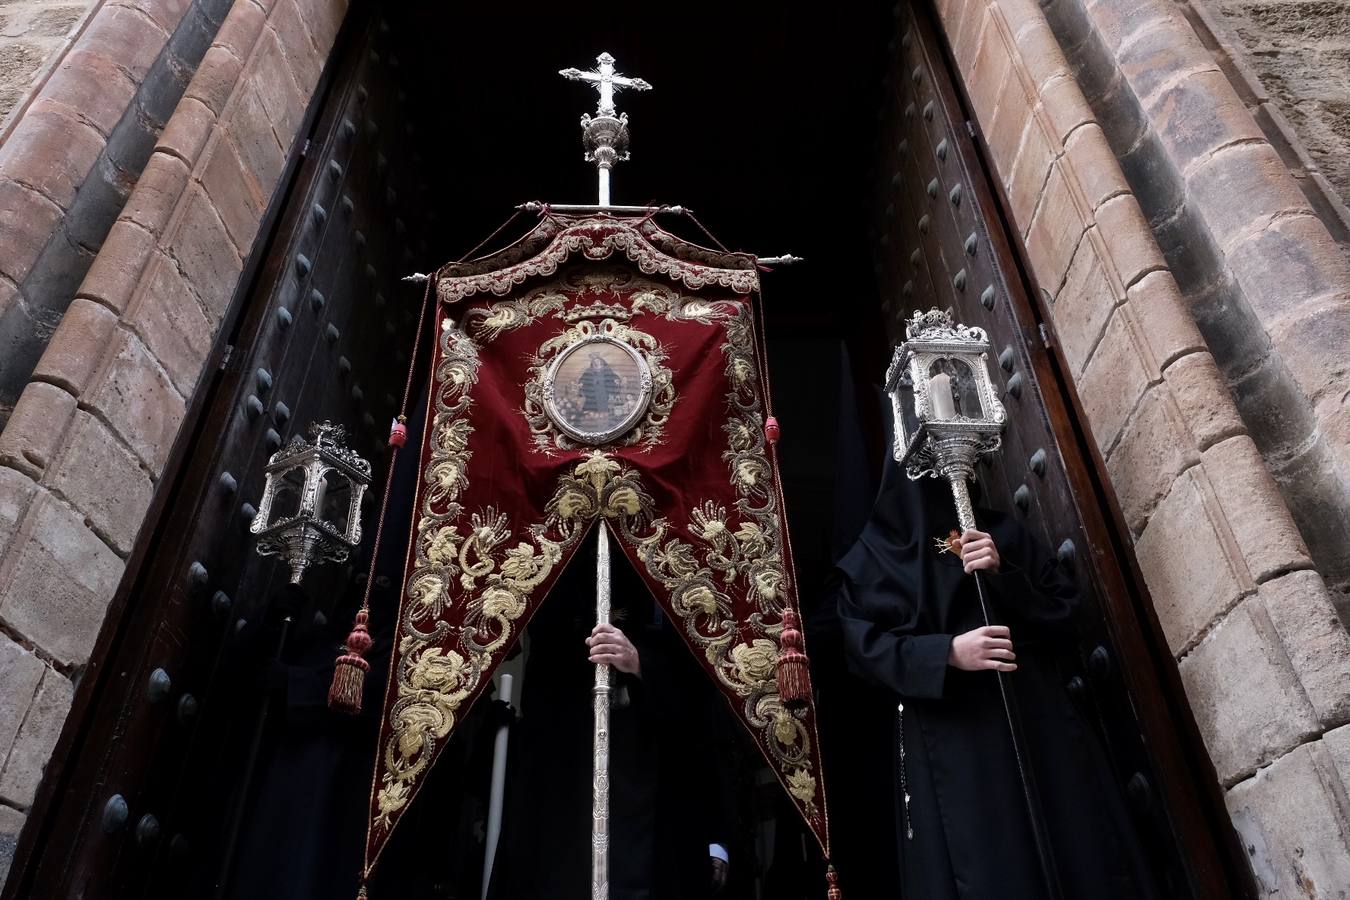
[560,51,651,118]
[559,52,652,206]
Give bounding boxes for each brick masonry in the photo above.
[0,0,236,433]
[0,0,349,885]
[1043,0,1350,609]
[935,0,1350,894]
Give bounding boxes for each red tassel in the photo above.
[389,418,407,448]
[764,415,781,445]
[776,607,811,707]
[826,864,842,899]
[329,609,373,714]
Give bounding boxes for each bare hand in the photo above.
[711,857,729,891]
[955,528,1000,574]
[587,623,641,676]
[948,625,1017,672]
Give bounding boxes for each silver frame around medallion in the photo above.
[543,334,654,446]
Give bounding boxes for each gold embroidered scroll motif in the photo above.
[370,251,829,872]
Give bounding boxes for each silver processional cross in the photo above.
[560,52,652,207]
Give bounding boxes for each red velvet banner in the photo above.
[363,215,830,881]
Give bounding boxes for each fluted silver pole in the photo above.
[591,524,612,900]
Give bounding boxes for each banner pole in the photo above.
[481,672,514,900]
[592,524,612,900]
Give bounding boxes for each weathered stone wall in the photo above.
[1040,0,1350,607]
[0,0,96,130]
[0,0,237,435]
[0,0,348,888]
[1197,0,1350,217]
[936,0,1350,894]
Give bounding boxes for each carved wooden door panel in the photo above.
[872,4,1252,897]
[3,10,433,898]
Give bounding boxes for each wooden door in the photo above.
[0,9,440,897]
[871,4,1254,896]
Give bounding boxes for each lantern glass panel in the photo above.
[927,357,984,419]
[319,469,351,534]
[272,469,306,522]
[895,367,921,450]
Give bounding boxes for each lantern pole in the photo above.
[944,478,1064,900]
[890,312,1064,900]
[481,673,515,900]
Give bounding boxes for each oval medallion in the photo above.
[543,335,653,445]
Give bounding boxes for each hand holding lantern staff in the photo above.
[948,529,1018,673]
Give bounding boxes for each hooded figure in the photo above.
[833,428,1157,899]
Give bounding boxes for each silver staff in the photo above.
[559,53,650,899]
[591,524,613,899]
[481,672,515,900]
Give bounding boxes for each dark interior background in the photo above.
[383,1,899,593]
[389,2,893,333]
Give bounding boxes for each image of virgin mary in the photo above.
[578,354,622,418]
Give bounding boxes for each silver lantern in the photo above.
[250,421,372,584]
[885,308,1007,531]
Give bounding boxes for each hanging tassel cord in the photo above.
[684,208,733,254]
[751,282,793,581]
[456,208,528,264]
[752,282,843,889]
[329,274,437,714]
[680,207,800,270]
[636,201,676,227]
[775,606,811,705]
[750,283,808,701]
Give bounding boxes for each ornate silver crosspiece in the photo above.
[560,52,652,207]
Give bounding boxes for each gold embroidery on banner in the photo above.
[610,300,819,820]
[546,451,660,535]
[460,291,568,343]
[529,301,819,821]
[456,274,732,456]
[434,219,760,303]
[376,328,574,831]
[379,279,824,832]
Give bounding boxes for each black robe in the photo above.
[489,528,735,900]
[835,456,1157,900]
[224,599,492,900]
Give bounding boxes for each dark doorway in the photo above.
[5,3,1248,899]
